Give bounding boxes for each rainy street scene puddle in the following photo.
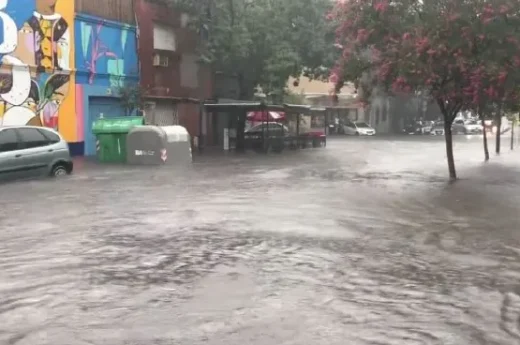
[1,137,520,345]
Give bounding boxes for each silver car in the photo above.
[0,126,73,181]
[452,119,483,134]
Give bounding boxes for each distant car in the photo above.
[245,122,289,137]
[403,121,434,135]
[0,126,73,182]
[452,119,483,134]
[343,121,376,136]
[430,122,445,135]
[403,122,422,135]
[420,121,434,134]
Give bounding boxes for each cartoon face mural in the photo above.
[15,0,70,72]
[0,0,73,133]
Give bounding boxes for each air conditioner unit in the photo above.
[153,54,169,67]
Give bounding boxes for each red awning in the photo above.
[247,111,285,122]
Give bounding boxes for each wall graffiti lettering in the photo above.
[0,0,71,131]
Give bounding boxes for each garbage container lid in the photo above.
[161,125,190,142]
[92,116,144,134]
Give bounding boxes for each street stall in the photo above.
[305,107,327,147]
[282,104,327,148]
[204,102,327,153]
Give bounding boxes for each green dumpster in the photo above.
[92,117,144,163]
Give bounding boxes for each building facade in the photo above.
[135,0,213,144]
[0,0,139,156]
[74,12,138,156]
[0,0,213,155]
[0,0,77,147]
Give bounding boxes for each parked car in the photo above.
[420,121,434,134]
[245,122,289,137]
[343,121,376,136]
[0,126,73,182]
[403,121,422,135]
[403,120,434,135]
[430,121,445,135]
[452,118,483,134]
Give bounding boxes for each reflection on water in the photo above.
[1,137,520,344]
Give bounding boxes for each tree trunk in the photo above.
[481,117,490,161]
[495,103,502,154]
[437,98,458,180]
[444,123,457,180]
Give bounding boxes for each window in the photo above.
[153,23,176,51]
[38,129,60,143]
[0,129,20,152]
[16,128,50,149]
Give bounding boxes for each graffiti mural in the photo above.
[0,0,75,139]
[75,15,138,87]
[74,13,139,151]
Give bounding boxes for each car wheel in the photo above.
[355,132,360,136]
[51,164,69,177]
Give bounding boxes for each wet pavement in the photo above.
[1,136,520,345]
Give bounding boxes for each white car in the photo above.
[430,122,445,135]
[452,119,482,134]
[343,122,376,136]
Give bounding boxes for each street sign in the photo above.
[160,149,167,162]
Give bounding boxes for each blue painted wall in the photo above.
[75,13,138,87]
[75,13,139,155]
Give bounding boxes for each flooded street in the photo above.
[1,136,520,345]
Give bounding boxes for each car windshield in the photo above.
[355,122,370,128]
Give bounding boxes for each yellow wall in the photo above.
[0,0,77,142]
[55,0,76,142]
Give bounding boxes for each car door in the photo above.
[15,128,54,178]
[0,128,23,181]
[268,123,285,137]
[344,122,356,135]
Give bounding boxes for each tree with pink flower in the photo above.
[330,0,520,179]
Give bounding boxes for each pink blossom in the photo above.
[329,72,339,85]
[374,1,389,12]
